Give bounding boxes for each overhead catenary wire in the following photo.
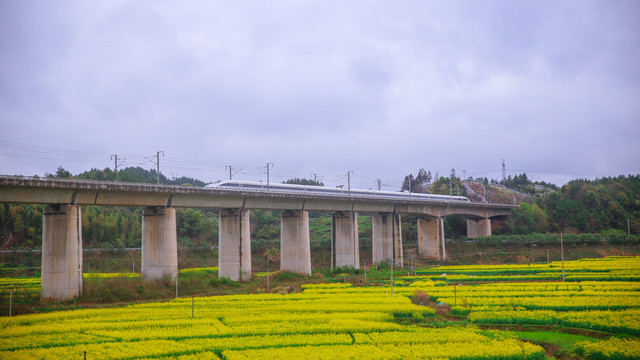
[0,139,497,186]
[3,139,634,188]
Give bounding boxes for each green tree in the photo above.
[45,166,72,179]
[430,177,467,197]
[177,209,206,239]
[283,178,324,186]
[503,203,549,234]
[76,168,116,181]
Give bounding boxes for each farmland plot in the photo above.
[2,257,640,359]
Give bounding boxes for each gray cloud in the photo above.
[1,0,639,188]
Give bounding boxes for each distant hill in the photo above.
[492,175,639,235]
[539,175,640,233]
[401,169,638,237]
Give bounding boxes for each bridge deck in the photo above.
[0,176,516,217]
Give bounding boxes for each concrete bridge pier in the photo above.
[141,207,178,282]
[331,211,360,269]
[417,217,446,261]
[218,209,252,281]
[41,205,83,300]
[280,210,312,275]
[467,218,492,239]
[372,213,403,267]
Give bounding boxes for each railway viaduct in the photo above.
[0,176,516,300]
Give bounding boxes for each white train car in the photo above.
[207,180,471,203]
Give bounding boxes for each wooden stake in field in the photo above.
[364,262,367,283]
[9,290,12,317]
[561,232,565,281]
[454,284,457,306]
[390,261,394,297]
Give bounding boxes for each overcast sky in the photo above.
[1,1,639,189]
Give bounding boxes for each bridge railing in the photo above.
[0,175,202,190]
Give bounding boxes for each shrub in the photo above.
[411,290,434,307]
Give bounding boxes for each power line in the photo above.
[3,140,635,188]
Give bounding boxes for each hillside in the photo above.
[463,181,536,205]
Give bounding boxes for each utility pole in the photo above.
[265,163,273,190]
[224,165,242,180]
[347,171,353,194]
[155,151,164,184]
[110,154,125,182]
[449,181,452,197]
[628,218,631,236]
[532,243,536,264]
[311,173,318,183]
[502,158,506,181]
[226,166,233,180]
[376,178,382,191]
[225,165,241,180]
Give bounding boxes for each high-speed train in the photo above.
[206,180,471,203]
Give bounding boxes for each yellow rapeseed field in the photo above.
[1,256,639,359]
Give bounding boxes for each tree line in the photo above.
[0,167,328,249]
[1,167,212,249]
[1,166,638,249]
[400,168,639,237]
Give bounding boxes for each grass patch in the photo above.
[209,277,239,288]
[271,271,307,282]
[322,266,362,277]
[514,330,595,347]
[514,330,597,358]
